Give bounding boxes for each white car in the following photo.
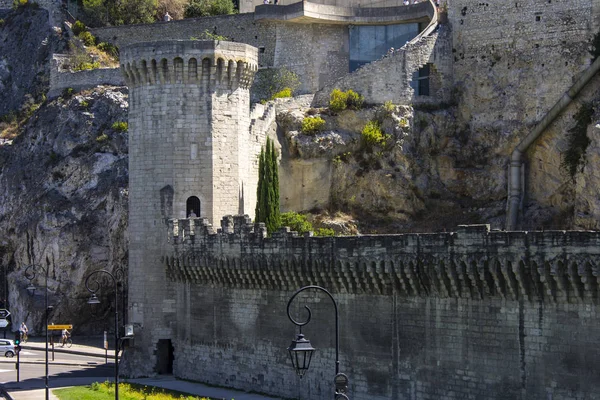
[0,339,16,357]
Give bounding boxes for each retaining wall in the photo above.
[49,67,124,98]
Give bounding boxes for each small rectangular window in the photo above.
[411,64,430,96]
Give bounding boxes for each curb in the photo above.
[20,345,116,360]
[0,360,105,367]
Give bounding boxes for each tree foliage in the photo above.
[252,67,301,103]
[255,138,280,234]
[157,0,188,20]
[280,212,335,237]
[81,0,157,27]
[184,0,236,18]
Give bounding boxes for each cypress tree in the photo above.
[255,146,265,222]
[254,138,281,234]
[269,138,281,230]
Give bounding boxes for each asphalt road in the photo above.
[0,348,114,385]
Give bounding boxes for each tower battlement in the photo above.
[121,40,258,89]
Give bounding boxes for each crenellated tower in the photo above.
[120,40,259,375]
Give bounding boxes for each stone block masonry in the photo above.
[92,14,277,70]
[120,40,264,378]
[163,217,600,400]
[449,0,600,129]
[48,66,124,98]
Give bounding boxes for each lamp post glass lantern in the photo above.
[286,285,349,398]
[287,332,315,377]
[23,265,51,400]
[85,269,122,400]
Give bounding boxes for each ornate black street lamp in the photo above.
[24,265,52,400]
[286,285,349,399]
[85,270,120,400]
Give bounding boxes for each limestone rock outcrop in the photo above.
[0,6,58,117]
[1,87,129,335]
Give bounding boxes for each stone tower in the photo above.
[120,40,258,375]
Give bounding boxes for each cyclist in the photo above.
[61,328,70,347]
[19,322,28,343]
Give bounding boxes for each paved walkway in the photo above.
[1,337,283,400]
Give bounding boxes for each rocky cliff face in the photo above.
[0,5,63,118]
[277,101,511,233]
[0,87,129,335]
[276,93,600,233]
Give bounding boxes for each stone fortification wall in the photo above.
[122,40,261,377]
[164,218,600,400]
[48,55,124,98]
[312,29,444,106]
[92,14,276,69]
[273,22,349,94]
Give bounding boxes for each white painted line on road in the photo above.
[0,369,13,372]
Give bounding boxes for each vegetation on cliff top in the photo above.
[79,0,236,27]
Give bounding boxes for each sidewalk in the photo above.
[1,337,283,400]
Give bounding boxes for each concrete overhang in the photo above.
[254,1,433,25]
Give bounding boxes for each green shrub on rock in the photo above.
[280,212,336,237]
[97,42,119,59]
[361,120,388,147]
[280,212,313,235]
[301,116,325,135]
[74,61,100,71]
[72,20,87,36]
[329,88,364,113]
[329,88,348,113]
[270,87,292,100]
[78,31,96,46]
[12,0,28,9]
[111,121,128,132]
[346,89,364,110]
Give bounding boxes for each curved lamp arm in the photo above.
[286,285,339,375]
[85,270,117,297]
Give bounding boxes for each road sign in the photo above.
[47,324,72,330]
[0,320,9,328]
[0,309,10,319]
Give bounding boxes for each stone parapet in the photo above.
[121,40,258,89]
[167,217,600,303]
[254,1,433,25]
[49,68,124,98]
